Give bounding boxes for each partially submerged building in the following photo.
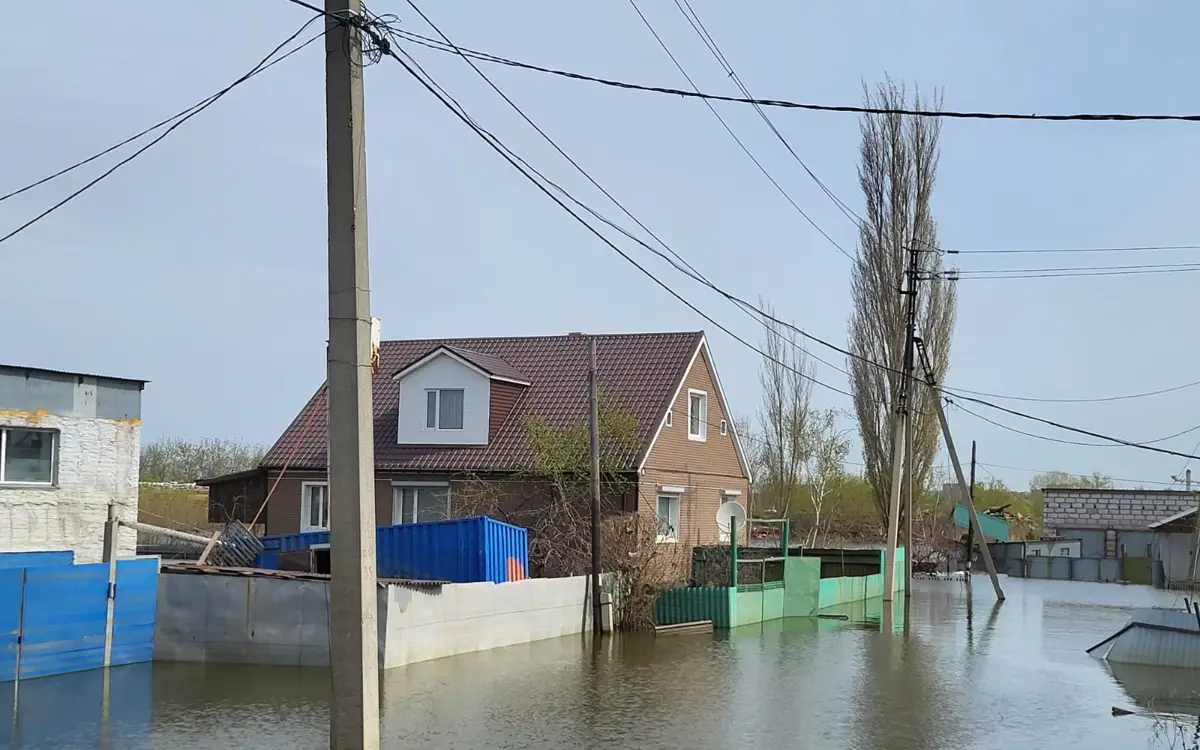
[0,364,145,562]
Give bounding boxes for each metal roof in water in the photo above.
[1089,607,1200,669]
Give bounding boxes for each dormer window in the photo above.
[425,388,464,430]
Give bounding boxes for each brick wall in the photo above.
[1043,488,1198,534]
[0,413,139,563]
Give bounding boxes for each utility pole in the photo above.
[884,243,920,603]
[965,441,976,577]
[324,3,380,748]
[588,336,604,636]
[916,338,1005,601]
[903,405,914,598]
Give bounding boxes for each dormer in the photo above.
[391,346,530,446]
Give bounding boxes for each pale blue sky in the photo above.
[4,1,1199,490]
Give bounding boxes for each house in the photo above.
[0,364,145,562]
[201,331,752,567]
[1043,487,1197,559]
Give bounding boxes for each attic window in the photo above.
[665,410,673,428]
[719,419,728,436]
[425,388,464,430]
[688,389,707,441]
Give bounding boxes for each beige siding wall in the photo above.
[640,346,749,577]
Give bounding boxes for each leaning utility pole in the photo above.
[324,2,380,748]
[884,244,920,603]
[916,338,1004,601]
[588,336,604,636]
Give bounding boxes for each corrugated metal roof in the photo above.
[1093,607,1200,669]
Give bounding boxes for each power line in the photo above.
[393,1,870,402]
[953,266,1200,280]
[956,262,1200,275]
[0,18,323,246]
[378,28,866,406]
[950,244,1200,255]
[976,461,1179,489]
[669,0,863,227]
[337,10,1200,461]
[388,29,1200,124]
[624,0,853,260]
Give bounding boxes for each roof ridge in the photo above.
[380,330,703,346]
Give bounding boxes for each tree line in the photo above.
[139,437,267,483]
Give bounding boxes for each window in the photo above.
[425,389,464,430]
[719,419,728,436]
[393,485,450,524]
[301,482,329,532]
[0,428,56,485]
[687,390,707,441]
[656,494,680,542]
[664,410,673,428]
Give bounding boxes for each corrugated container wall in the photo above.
[254,517,528,584]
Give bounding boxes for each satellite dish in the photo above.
[716,501,747,535]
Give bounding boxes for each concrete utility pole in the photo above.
[324,2,380,748]
[588,336,604,636]
[884,244,920,603]
[965,441,976,578]
[916,338,1005,601]
[903,404,914,598]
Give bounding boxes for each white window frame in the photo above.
[656,493,681,543]
[300,482,329,532]
[392,482,451,525]
[719,419,728,436]
[424,388,465,431]
[0,427,58,486]
[687,389,708,442]
[664,410,673,428]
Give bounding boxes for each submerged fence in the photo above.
[0,553,158,682]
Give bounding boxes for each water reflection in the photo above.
[2,578,1194,749]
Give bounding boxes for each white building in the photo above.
[0,364,145,562]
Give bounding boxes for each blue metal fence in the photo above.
[0,556,158,683]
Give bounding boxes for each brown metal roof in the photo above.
[442,346,531,384]
[261,331,704,473]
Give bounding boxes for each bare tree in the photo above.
[802,409,851,547]
[847,76,956,528]
[757,298,813,518]
[140,437,268,483]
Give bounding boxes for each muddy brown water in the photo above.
[5,577,1200,749]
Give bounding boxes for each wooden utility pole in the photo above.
[324,2,380,748]
[916,338,1004,601]
[588,336,604,636]
[965,441,976,577]
[884,244,920,603]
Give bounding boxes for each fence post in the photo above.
[103,501,119,668]
[729,517,738,589]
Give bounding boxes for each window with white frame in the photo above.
[664,410,673,428]
[719,419,728,436]
[424,388,465,430]
[687,390,707,441]
[656,494,680,542]
[393,484,451,525]
[300,482,329,532]
[0,427,57,485]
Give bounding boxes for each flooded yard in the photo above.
[5,577,1199,749]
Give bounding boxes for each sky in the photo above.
[3,1,1200,492]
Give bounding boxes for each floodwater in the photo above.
[5,577,1200,749]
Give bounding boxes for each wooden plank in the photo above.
[654,620,714,636]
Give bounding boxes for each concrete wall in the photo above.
[382,574,612,669]
[154,570,611,670]
[1044,489,1198,535]
[0,403,140,563]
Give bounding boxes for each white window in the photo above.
[301,482,329,532]
[0,427,57,485]
[719,419,728,436]
[392,484,451,525]
[425,389,465,430]
[687,389,707,441]
[656,494,680,543]
[664,410,673,428]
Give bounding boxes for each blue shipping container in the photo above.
[255,517,529,584]
[0,551,74,570]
